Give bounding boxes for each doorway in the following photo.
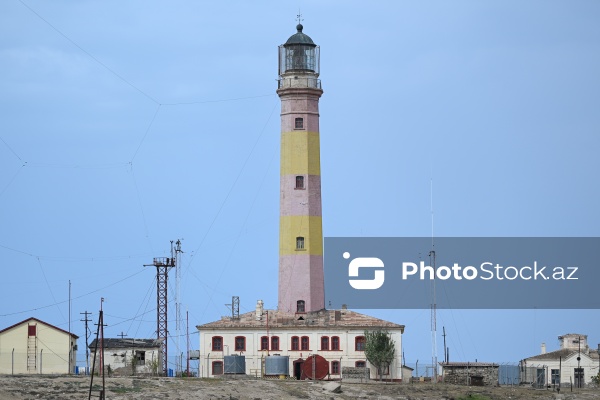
[574,368,584,388]
[293,359,304,380]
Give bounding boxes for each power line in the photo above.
[128,163,153,252]
[0,164,26,199]
[128,274,158,337]
[0,242,153,262]
[161,93,275,106]
[23,162,129,169]
[18,0,160,105]
[186,100,278,271]
[0,268,148,317]
[0,135,24,162]
[130,105,161,162]
[36,257,66,323]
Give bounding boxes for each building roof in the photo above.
[0,317,79,339]
[523,348,599,362]
[558,333,587,338]
[440,362,499,368]
[197,309,405,332]
[284,24,316,47]
[88,338,162,350]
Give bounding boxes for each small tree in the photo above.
[592,372,600,386]
[149,356,159,376]
[130,351,137,376]
[364,329,396,381]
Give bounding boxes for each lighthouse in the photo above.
[197,24,405,380]
[277,24,325,313]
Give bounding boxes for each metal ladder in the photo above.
[27,334,37,371]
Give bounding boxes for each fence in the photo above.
[405,361,524,386]
[0,350,74,375]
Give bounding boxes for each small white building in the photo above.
[0,317,78,374]
[197,302,405,381]
[520,333,599,387]
[88,338,162,375]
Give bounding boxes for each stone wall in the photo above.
[342,367,370,383]
[442,366,498,386]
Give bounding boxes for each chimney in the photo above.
[541,342,546,354]
[255,300,264,321]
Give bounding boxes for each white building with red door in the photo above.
[198,302,404,380]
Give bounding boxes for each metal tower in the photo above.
[232,296,240,319]
[145,241,180,376]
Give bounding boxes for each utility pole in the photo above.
[442,327,447,363]
[68,280,71,375]
[186,310,190,376]
[577,336,582,388]
[99,298,105,378]
[80,311,92,373]
[100,299,105,396]
[89,299,107,400]
[118,332,128,339]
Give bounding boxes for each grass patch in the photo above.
[456,395,491,400]
[111,387,142,393]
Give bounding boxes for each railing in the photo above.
[278,77,321,90]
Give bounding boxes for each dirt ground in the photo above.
[0,375,598,400]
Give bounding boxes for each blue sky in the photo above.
[1,1,599,369]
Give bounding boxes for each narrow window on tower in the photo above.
[296,236,305,250]
[295,117,304,129]
[295,175,304,189]
[297,300,306,313]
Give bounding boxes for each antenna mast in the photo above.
[430,178,438,382]
[174,239,183,375]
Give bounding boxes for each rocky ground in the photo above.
[0,375,598,400]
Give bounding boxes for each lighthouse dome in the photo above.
[284,24,316,47]
[279,24,320,75]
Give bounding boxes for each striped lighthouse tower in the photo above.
[277,23,325,313]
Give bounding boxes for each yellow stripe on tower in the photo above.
[280,131,321,176]
[279,215,323,255]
